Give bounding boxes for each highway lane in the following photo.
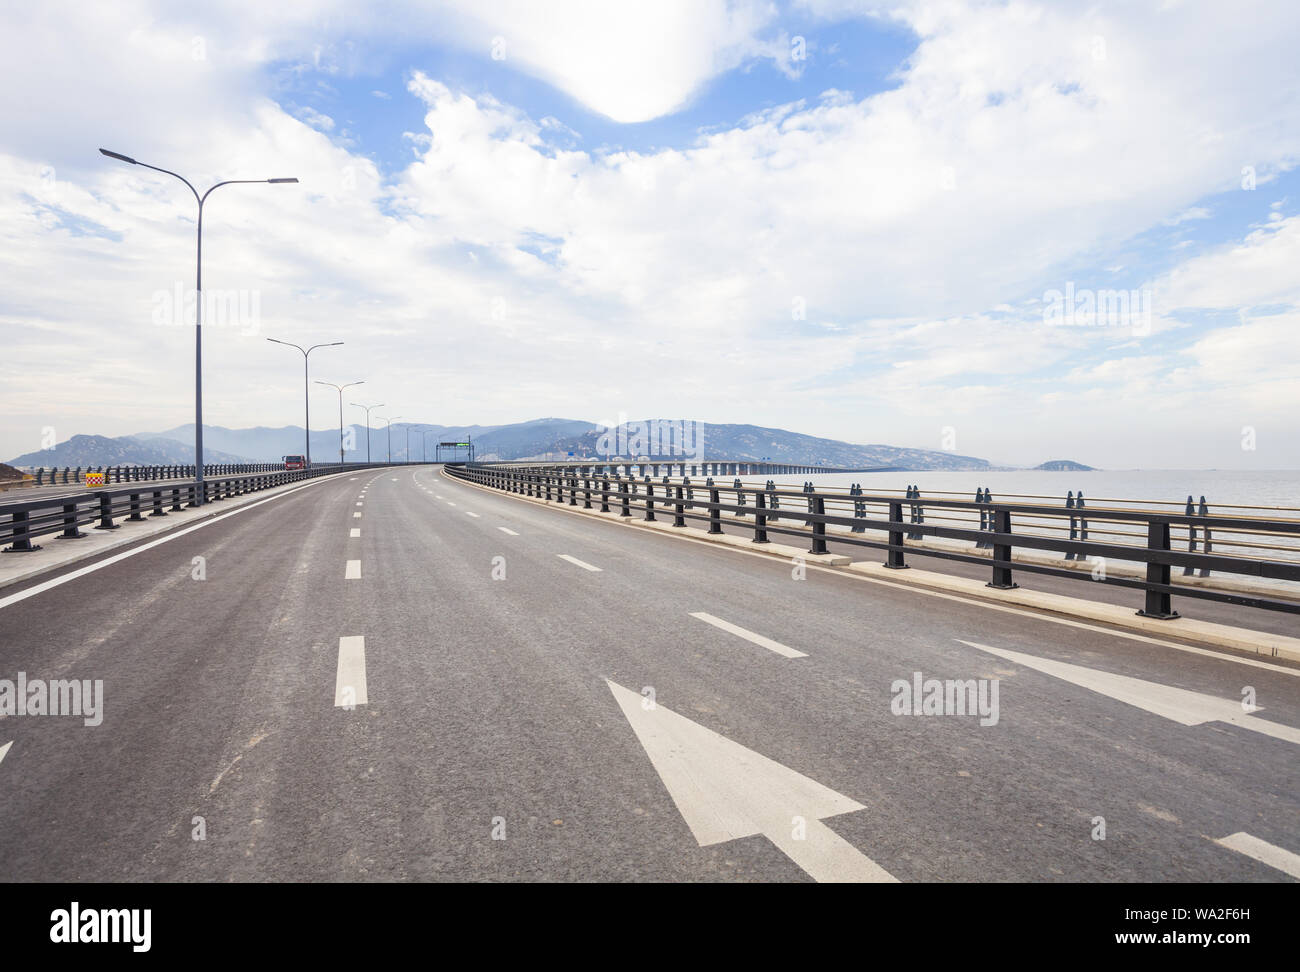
[0,464,1295,881]
[421,468,1300,880]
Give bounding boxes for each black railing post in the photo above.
[95,492,119,530]
[1137,519,1180,619]
[1198,496,1211,578]
[569,475,578,506]
[127,492,144,521]
[753,490,769,543]
[709,487,723,534]
[809,494,827,554]
[673,485,686,527]
[734,478,746,517]
[3,510,41,552]
[150,489,167,516]
[851,484,865,533]
[644,482,656,521]
[58,501,86,539]
[885,500,908,569]
[988,508,1017,589]
[620,480,631,517]
[1065,491,1078,560]
[583,477,592,509]
[600,476,610,513]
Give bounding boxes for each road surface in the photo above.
[0,465,1296,881]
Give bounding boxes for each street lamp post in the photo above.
[267,338,342,466]
[315,380,364,464]
[99,148,297,505]
[351,403,385,463]
[377,415,401,463]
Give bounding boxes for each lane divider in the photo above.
[1214,833,1300,878]
[557,554,602,572]
[690,612,807,658]
[345,560,362,580]
[334,636,368,707]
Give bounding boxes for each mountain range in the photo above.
[9,418,1007,471]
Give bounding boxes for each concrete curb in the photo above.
[0,470,375,593]
[442,470,1300,664]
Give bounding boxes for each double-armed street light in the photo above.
[267,338,342,465]
[377,414,402,463]
[351,403,385,463]
[98,148,297,504]
[315,379,364,463]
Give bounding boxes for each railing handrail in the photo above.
[443,462,1300,620]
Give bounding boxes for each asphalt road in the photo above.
[0,465,1296,881]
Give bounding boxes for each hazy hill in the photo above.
[547,421,990,471]
[11,419,994,470]
[1033,459,1096,471]
[9,434,251,468]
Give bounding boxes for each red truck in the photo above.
[284,455,306,470]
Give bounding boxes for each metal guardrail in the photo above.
[12,463,286,487]
[445,463,1300,619]
[0,462,406,554]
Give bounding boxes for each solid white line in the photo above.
[334,636,368,707]
[466,511,480,518]
[557,554,602,572]
[349,528,360,538]
[498,527,519,535]
[345,559,361,580]
[0,476,343,612]
[690,612,807,658]
[1216,833,1300,878]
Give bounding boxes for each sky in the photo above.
[1,0,1298,469]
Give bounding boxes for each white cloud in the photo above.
[2,0,1299,469]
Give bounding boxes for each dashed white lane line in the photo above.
[1215,833,1300,878]
[557,554,602,572]
[0,741,10,768]
[350,528,361,538]
[435,494,444,499]
[334,636,368,707]
[353,512,362,518]
[356,502,363,506]
[345,559,362,580]
[498,527,519,536]
[466,511,480,518]
[689,612,807,658]
[349,477,358,481]
[446,501,457,507]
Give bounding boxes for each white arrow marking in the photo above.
[959,641,1300,746]
[606,680,895,883]
[1215,833,1300,878]
[0,741,11,768]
